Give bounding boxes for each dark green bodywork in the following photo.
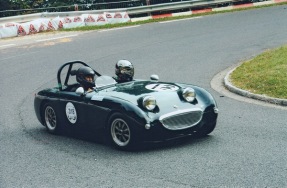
[34,61,218,142]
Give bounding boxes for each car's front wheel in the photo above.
[194,122,217,137]
[43,103,61,134]
[107,113,138,150]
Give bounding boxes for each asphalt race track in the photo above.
[0,5,287,187]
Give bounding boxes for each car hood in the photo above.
[97,81,178,101]
[96,80,213,113]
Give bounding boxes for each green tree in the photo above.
[9,0,31,9]
[0,0,12,11]
[32,0,45,8]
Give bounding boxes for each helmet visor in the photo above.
[120,67,133,77]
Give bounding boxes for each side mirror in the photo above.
[75,87,85,95]
[150,74,159,81]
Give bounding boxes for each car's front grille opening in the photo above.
[159,109,203,130]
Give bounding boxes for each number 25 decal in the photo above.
[145,84,179,91]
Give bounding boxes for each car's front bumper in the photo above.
[139,108,218,142]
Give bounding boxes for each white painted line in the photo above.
[0,44,16,48]
[159,16,202,24]
[36,34,78,42]
[98,25,140,32]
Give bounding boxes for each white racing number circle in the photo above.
[145,83,179,91]
[65,102,77,124]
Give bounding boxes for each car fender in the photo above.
[90,95,150,129]
[176,83,217,108]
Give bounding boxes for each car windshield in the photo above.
[95,75,117,88]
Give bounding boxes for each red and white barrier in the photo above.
[62,16,85,29]
[104,12,131,24]
[0,23,18,39]
[51,17,64,30]
[82,14,108,26]
[0,12,130,39]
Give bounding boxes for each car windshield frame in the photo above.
[95,75,117,88]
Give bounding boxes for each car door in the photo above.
[80,92,111,132]
[57,91,90,131]
[58,91,110,132]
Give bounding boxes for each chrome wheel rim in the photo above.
[45,106,57,131]
[111,118,130,147]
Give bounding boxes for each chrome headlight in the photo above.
[182,87,196,102]
[142,96,156,111]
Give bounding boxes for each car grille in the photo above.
[159,108,203,130]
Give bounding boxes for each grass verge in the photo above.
[230,45,287,99]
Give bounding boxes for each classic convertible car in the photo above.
[34,61,219,150]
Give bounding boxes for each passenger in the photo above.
[76,66,95,92]
[114,60,134,83]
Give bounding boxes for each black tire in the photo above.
[106,113,138,150]
[42,103,61,134]
[194,122,217,137]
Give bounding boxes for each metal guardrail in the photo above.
[127,0,234,14]
[0,0,251,24]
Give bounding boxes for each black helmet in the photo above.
[76,66,95,89]
[115,60,134,82]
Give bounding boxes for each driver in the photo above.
[114,60,134,83]
[76,66,95,92]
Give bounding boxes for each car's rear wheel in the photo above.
[43,103,61,134]
[107,113,138,150]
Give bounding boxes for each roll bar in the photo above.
[57,61,101,91]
